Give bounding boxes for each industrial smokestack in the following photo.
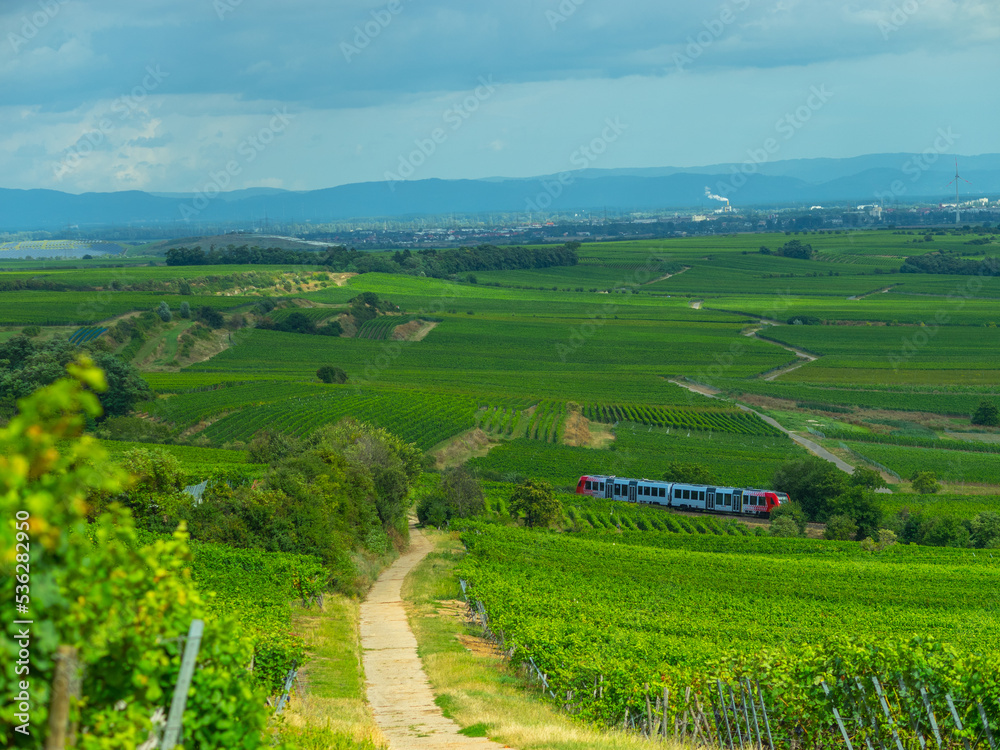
[704,187,729,205]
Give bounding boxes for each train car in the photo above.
[575,474,786,517]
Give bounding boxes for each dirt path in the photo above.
[360,523,503,750]
[668,379,856,475]
[643,265,690,285]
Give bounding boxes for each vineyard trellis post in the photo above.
[824,680,855,750]
[161,619,204,750]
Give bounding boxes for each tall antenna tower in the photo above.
[946,158,970,225]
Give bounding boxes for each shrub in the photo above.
[317,365,348,384]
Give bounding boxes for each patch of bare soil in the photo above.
[178,411,231,439]
[172,327,239,370]
[562,410,591,447]
[392,319,439,341]
[431,428,498,470]
[643,266,691,285]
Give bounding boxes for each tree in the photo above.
[195,305,225,328]
[769,516,800,537]
[509,479,561,528]
[850,466,887,490]
[779,239,814,260]
[179,301,191,319]
[824,514,859,541]
[771,457,847,522]
[829,486,883,539]
[317,365,348,384]
[0,336,151,421]
[277,311,316,334]
[911,471,941,494]
[971,511,1000,549]
[662,462,715,485]
[971,400,1000,426]
[156,301,172,322]
[22,325,41,338]
[416,467,485,527]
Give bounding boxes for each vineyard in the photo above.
[583,402,782,436]
[457,522,1000,743]
[68,326,107,344]
[470,428,804,488]
[839,440,1000,484]
[720,378,1000,416]
[186,541,325,695]
[355,315,412,339]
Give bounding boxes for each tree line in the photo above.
[165,241,580,278]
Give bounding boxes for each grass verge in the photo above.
[276,595,386,749]
[401,529,687,750]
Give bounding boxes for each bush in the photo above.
[317,365,348,384]
[824,514,859,541]
[22,325,41,337]
[662,462,715,485]
[911,471,941,494]
[179,300,191,319]
[769,516,800,537]
[849,466,887,490]
[195,305,225,328]
[156,301,172,322]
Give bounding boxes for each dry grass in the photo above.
[430,428,499,470]
[402,532,697,750]
[277,595,387,749]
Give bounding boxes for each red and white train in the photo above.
[575,474,787,517]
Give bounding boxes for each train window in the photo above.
[585,481,592,490]
[599,482,604,491]
[674,488,681,498]
[700,491,705,501]
[659,488,665,497]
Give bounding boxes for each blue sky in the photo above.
[0,0,996,193]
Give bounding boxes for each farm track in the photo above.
[669,379,856,475]
[360,522,504,750]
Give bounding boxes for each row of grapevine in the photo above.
[584,402,781,436]
[457,523,1000,746]
[355,315,412,340]
[197,388,479,450]
[68,325,107,344]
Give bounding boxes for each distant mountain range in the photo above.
[1,153,997,231]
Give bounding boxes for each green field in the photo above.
[459,522,1000,730]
